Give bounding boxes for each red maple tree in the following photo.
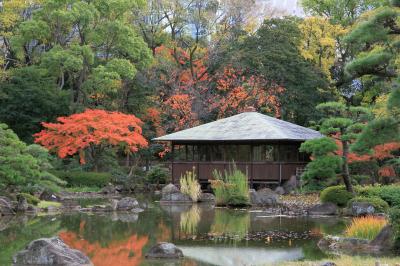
[210,67,284,118]
[34,109,148,168]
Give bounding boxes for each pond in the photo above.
[0,197,349,266]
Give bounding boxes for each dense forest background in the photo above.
[0,0,399,189]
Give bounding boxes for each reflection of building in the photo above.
[154,108,322,187]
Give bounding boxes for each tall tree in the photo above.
[226,18,330,124]
[301,102,372,192]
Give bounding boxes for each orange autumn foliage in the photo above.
[34,109,148,164]
[59,231,148,266]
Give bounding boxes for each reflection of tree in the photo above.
[60,231,148,266]
[210,209,250,241]
[156,220,171,242]
[180,205,201,236]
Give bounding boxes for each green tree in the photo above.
[0,67,70,142]
[346,1,400,157]
[301,102,372,192]
[300,137,341,191]
[0,123,65,193]
[9,0,152,110]
[229,17,330,124]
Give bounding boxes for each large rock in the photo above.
[199,193,215,202]
[0,197,15,216]
[250,188,280,206]
[13,237,92,266]
[145,242,183,259]
[308,203,338,216]
[161,183,180,195]
[116,197,139,211]
[370,225,393,249]
[350,202,375,216]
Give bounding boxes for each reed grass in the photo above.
[180,168,201,202]
[210,163,249,206]
[345,215,388,240]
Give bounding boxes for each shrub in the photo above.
[345,216,388,240]
[17,193,40,205]
[211,165,249,206]
[320,185,354,207]
[389,207,400,250]
[146,166,169,184]
[51,170,111,187]
[347,196,389,212]
[356,185,400,207]
[180,169,201,202]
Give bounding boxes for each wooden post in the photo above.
[250,144,254,189]
[171,143,175,184]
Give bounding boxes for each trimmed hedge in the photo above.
[51,171,111,187]
[356,185,400,207]
[348,196,389,212]
[320,185,354,207]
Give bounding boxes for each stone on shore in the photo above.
[350,202,375,216]
[250,188,281,206]
[13,237,92,266]
[116,197,139,211]
[199,193,215,202]
[308,203,338,216]
[160,184,192,203]
[145,242,184,259]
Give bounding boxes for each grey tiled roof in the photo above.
[153,112,323,142]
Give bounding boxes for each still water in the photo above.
[0,197,348,266]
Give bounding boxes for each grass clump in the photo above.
[180,168,201,202]
[347,196,389,212]
[345,215,387,240]
[320,185,354,207]
[37,200,62,209]
[210,164,249,206]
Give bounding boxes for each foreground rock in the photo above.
[308,203,337,216]
[0,197,15,216]
[350,202,375,216]
[13,237,92,266]
[250,188,281,206]
[318,226,394,255]
[145,242,183,259]
[160,184,192,203]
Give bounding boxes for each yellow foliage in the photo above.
[299,17,345,79]
[345,215,387,240]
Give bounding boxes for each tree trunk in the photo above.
[342,140,354,193]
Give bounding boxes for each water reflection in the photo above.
[0,199,349,265]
